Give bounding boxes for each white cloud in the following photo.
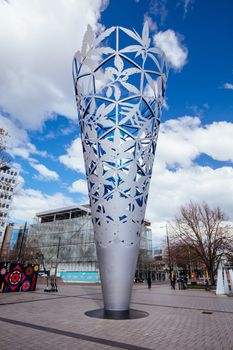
[223,83,233,90]
[157,117,233,167]
[11,188,75,223]
[143,14,157,32]
[146,116,233,244]
[0,114,47,160]
[69,179,88,195]
[183,0,195,17]
[30,163,59,181]
[59,138,85,173]
[147,164,233,245]
[0,0,105,129]
[154,29,188,70]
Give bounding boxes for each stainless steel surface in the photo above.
[73,22,168,310]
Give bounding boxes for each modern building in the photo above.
[0,165,19,245]
[25,204,153,282]
[0,223,28,261]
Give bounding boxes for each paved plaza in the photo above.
[0,283,233,350]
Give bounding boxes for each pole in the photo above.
[166,224,172,284]
[18,221,27,262]
[54,237,61,278]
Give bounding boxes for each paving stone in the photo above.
[0,284,233,350]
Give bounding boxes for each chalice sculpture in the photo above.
[73,22,168,318]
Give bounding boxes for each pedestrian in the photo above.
[147,274,152,289]
[205,278,209,291]
[183,276,188,289]
[171,274,176,290]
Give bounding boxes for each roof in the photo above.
[36,204,91,217]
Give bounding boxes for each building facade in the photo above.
[0,166,19,245]
[25,205,152,281]
[0,223,28,261]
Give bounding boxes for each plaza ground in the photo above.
[0,283,233,350]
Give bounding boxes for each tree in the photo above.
[169,202,233,285]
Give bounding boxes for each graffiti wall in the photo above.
[0,262,39,293]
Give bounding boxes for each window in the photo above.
[11,171,14,175]
[14,172,17,176]
[6,204,9,209]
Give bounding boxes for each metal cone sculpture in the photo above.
[73,22,168,312]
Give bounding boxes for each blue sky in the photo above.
[0,0,232,242]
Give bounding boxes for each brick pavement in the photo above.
[0,283,233,350]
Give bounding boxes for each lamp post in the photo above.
[166,224,172,284]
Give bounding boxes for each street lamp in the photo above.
[160,224,172,284]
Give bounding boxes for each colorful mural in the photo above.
[0,262,39,293]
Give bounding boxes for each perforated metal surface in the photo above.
[73,22,168,310]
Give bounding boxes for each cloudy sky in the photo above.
[0,0,232,245]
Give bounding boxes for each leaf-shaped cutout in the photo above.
[121,81,139,94]
[87,24,95,46]
[119,27,143,44]
[114,54,124,72]
[157,76,163,96]
[114,85,121,100]
[148,47,163,55]
[142,21,150,48]
[95,26,116,45]
[96,103,106,118]
[120,45,142,53]
[145,73,156,94]
[142,21,149,43]
[135,48,143,58]
[93,47,115,55]
[123,68,141,76]
[148,53,161,72]
[106,86,112,98]
[103,103,115,116]
[74,50,82,65]
[81,24,94,58]
[89,99,96,115]
[105,67,118,81]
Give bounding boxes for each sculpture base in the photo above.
[85,308,149,320]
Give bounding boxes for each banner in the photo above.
[0,262,39,293]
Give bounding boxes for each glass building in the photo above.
[25,205,152,282]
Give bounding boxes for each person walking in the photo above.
[183,276,188,289]
[205,278,209,291]
[171,274,176,290]
[147,274,152,289]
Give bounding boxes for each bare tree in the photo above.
[169,202,233,285]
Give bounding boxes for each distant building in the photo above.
[0,166,19,245]
[25,205,152,282]
[0,223,27,260]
